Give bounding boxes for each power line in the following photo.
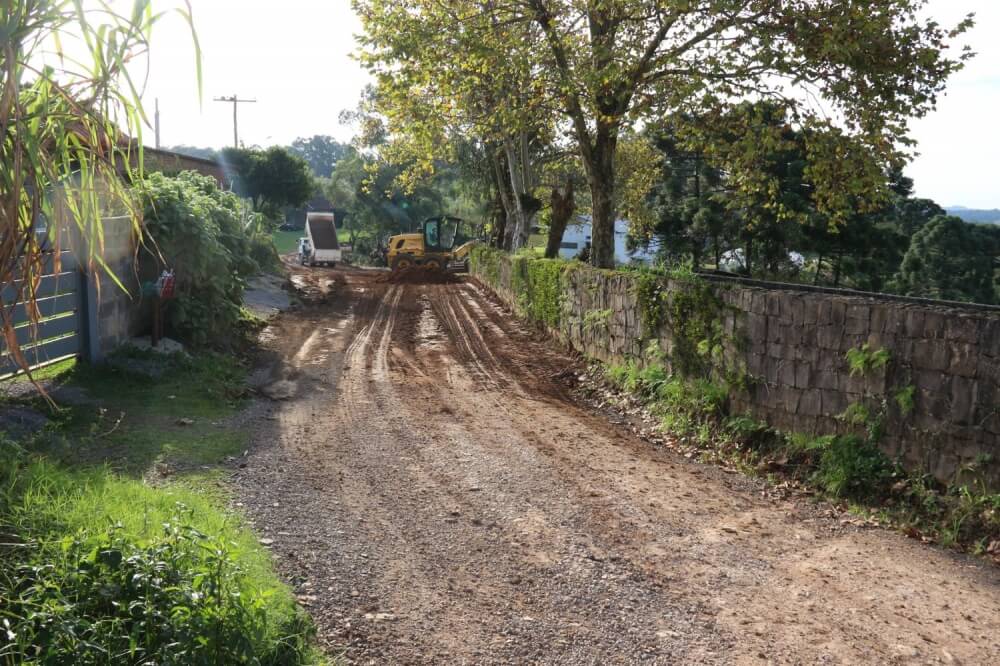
[213,95,257,148]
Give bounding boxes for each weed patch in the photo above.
[0,442,316,664]
[0,350,323,664]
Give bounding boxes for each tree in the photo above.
[893,216,996,304]
[464,0,967,267]
[327,148,446,255]
[221,146,315,218]
[646,126,730,267]
[544,178,576,259]
[356,0,971,266]
[354,1,557,251]
[639,106,960,289]
[1,1,198,378]
[288,135,351,178]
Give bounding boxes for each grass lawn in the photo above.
[0,350,325,664]
[273,229,302,255]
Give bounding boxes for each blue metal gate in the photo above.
[0,247,87,378]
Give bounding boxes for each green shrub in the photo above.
[524,259,566,328]
[137,171,267,348]
[249,233,282,273]
[2,512,313,665]
[813,434,892,500]
[470,245,504,287]
[605,362,726,439]
[0,442,316,665]
[633,271,665,337]
[845,343,891,376]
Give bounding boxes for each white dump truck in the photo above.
[299,212,342,267]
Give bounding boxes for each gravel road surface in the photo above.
[233,263,1000,665]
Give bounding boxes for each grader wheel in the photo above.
[392,256,414,272]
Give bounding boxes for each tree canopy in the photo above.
[221,146,315,218]
[893,216,998,304]
[288,135,351,178]
[355,0,972,267]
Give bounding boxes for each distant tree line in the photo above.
[630,104,1000,305]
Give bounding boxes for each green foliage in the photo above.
[605,361,727,439]
[645,113,966,296]
[357,0,971,268]
[663,274,726,378]
[0,441,315,665]
[894,385,916,416]
[326,146,454,246]
[288,135,351,178]
[1,508,313,665]
[506,255,567,329]
[813,435,893,500]
[471,246,504,288]
[759,430,894,501]
[839,401,873,427]
[893,215,998,304]
[845,344,891,376]
[583,309,612,333]
[222,146,315,219]
[0,1,199,375]
[0,346,320,664]
[138,171,263,348]
[634,272,665,337]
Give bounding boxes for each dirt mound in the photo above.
[377,266,459,284]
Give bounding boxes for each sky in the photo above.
[131,1,998,208]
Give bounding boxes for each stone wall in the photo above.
[474,252,1000,488]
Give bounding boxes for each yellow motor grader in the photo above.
[387,216,475,273]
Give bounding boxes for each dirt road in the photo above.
[234,264,1000,664]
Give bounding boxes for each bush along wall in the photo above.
[136,171,267,349]
[471,246,1000,555]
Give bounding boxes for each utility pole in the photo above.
[213,94,256,148]
[154,98,161,149]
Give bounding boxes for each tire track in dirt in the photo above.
[375,284,728,662]
[237,266,1000,665]
[384,277,1000,664]
[316,282,541,660]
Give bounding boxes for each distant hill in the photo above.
[946,207,1000,225]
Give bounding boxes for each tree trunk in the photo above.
[544,180,575,259]
[585,126,618,268]
[491,192,506,249]
[492,149,517,251]
[503,135,535,251]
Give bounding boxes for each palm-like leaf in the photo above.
[0,0,199,384]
